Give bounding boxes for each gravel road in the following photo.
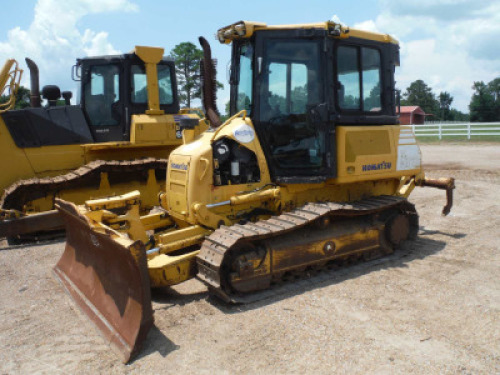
[1,144,499,374]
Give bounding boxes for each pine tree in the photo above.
[169,42,223,109]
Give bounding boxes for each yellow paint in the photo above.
[217,21,398,45]
[0,60,15,93]
[134,46,165,115]
[22,161,165,213]
[0,59,22,113]
[148,250,199,287]
[130,114,173,143]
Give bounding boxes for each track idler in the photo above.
[53,199,153,363]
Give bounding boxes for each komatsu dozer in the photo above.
[0,47,207,242]
[54,21,455,362]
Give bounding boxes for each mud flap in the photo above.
[53,199,153,363]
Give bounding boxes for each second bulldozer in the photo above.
[0,46,207,242]
[54,21,455,362]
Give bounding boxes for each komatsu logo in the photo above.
[233,124,255,143]
[235,129,253,137]
[362,161,392,172]
[171,162,188,170]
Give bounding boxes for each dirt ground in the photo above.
[1,143,499,374]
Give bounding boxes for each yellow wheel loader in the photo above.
[53,21,455,362]
[0,46,207,243]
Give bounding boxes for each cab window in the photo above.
[131,64,174,105]
[84,64,120,126]
[337,46,382,112]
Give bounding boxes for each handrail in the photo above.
[0,59,23,113]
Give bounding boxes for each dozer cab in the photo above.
[0,46,207,242]
[54,21,455,362]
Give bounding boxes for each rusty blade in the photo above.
[53,199,153,363]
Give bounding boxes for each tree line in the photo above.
[400,78,500,122]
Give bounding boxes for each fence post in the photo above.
[467,123,471,140]
[438,123,442,140]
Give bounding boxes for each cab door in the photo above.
[253,30,336,183]
[82,63,126,142]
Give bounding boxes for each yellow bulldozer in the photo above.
[0,46,207,243]
[53,21,455,362]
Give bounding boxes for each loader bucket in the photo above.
[53,199,154,363]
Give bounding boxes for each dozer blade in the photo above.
[53,199,153,363]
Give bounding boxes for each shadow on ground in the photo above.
[134,326,180,361]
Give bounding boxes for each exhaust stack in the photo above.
[198,37,222,128]
[25,58,41,107]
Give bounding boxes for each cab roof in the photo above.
[217,20,399,45]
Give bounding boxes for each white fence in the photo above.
[411,122,500,140]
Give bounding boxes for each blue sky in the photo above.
[1,0,499,112]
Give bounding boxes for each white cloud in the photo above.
[0,0,137,98]
[82,30,120,56]
[352,20,379,33]
[355,0,500,112]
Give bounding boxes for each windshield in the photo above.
[259,39,323,123]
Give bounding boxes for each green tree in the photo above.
[438,91,453,121]
[169,42,203,108]
[469,81,496,122]
[169,42,223,108]
[401,80,439,117]
[268,93,286,113]
[364,82,381,111]
[487,78,500,101]
[487,77,500,119]
[291,84,307,113]
[448,108,469,122]
[0,85,30,109]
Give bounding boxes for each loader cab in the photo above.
[78,53,180,142]
[226,22,399,183]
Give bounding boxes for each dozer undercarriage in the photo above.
[1,158,167,242]
[198,195,419,303]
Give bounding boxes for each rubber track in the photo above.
[197,195,415,303]
[1,158,167,211]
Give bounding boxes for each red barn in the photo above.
[399,106,430,125]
